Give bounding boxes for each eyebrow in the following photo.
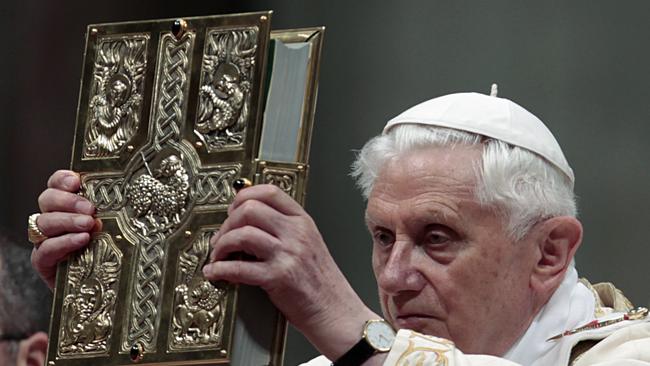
[364,203,461,228]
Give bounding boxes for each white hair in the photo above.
[351,124,577,241]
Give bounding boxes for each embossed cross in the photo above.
[46,12,323,366]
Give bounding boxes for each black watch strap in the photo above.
[332,338,376,366]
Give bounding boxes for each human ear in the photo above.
[16,332,48,366]
[530,216,582,294]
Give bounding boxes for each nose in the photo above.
[376,240,425,295]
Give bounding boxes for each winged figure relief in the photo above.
[84,38,147,157]
[59,237,121,354]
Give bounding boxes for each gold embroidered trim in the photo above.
[394,332,454,366]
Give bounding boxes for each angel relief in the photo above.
[59,235,122,355]
[83,36,148,158]
[195,28,257,150]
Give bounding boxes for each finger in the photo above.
[202,260,268,287]
[31,232,91,288]
[47,170,81,192]
[230,184,303,217]
[216,199,286,242]
[38,188,95,215]
[36,212,96,237]
[210,225,278,262]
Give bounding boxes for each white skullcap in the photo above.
[383,91,575,184]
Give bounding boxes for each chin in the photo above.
[392,316,449,338]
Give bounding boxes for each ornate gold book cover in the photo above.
[46,11,324,366]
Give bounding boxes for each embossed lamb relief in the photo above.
[47,12,323,366]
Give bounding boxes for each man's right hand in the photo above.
[31,170,99,289]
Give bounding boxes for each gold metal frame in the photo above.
[47,11,324,366]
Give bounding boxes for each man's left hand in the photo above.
[203,184,378,361]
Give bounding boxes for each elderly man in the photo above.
[31,90,650,365]
[0,231,50,366]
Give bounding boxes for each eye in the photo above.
[372,229,395,247]
[424,231,450,246]
[422,225,457,248]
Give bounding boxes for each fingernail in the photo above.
[93,218,103,232]
[75,200,93,214]
[73,232,89,245]
[202,265,213,278]
[63,175,77,190]
[74,216,93,229]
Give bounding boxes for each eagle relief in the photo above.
[195,28,258,151]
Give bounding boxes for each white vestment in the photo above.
[300,267,650,365]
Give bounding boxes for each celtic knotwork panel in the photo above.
[193,165,241,206]
[58,234,121,357]
[83,177,127,211]
[121,31,195,352]
[195,27,258,151]
[83,34,149,158]
[169,231,230,351]
[263,169,297,198]
[150,32,195,150]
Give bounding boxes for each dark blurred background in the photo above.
[2,1,650,364]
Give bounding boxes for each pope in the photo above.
[30,87,650,365]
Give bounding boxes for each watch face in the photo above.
[365,320,396,352]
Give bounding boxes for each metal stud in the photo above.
[172,19,188,40]
[232,178,252,192]
[129,343,144,363]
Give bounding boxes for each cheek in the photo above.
[444,247,505,304]
[371,250,394,304]
[478,244,503,279]
[371,248,386,278]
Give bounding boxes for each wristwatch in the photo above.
[332,319,396,366]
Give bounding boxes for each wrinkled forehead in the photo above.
[383,143,481,177]
[370,145,482,203]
